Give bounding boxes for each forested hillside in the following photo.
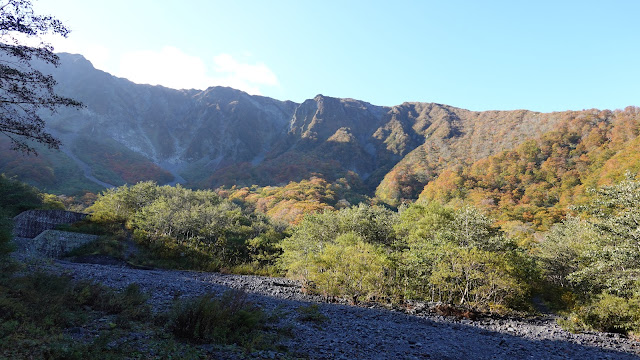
[418,107,640,235]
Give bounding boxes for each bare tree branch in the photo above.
[0,0,82,154]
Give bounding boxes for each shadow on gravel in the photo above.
[274,299,640,360]
[67,254,155,270]
[50,261,640,360]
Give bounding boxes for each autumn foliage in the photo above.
[418,107,640,234]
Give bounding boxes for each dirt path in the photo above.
[36,259,640,360]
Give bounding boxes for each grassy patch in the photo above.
[0,273,154,359]
[62,221,130,260]
[0,272,295,359]
[167,290,274,349]
[65,235,126,260]
[296,304,328,326]
[56,218,117,236]
[128,234,223,271]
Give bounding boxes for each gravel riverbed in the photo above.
[26,258,639,360]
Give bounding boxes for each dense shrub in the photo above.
[396,203,533,311]
[280,204,397,302]
[305,232,390,303]
[281,202,533,311]
[168,290,267,346]
[560,293,640,335]
[538,173,640,333]
[88,182,285,272]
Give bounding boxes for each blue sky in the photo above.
[36,0,639,112]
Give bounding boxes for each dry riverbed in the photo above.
[19,257,636,360]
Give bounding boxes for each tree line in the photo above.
[76,175,640,335]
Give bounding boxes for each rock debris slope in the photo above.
[43,260,640,360]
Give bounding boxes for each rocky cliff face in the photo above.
[46,54,297,166]
[7,53,588,203]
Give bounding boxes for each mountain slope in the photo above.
[417,107,640,232]
[2,53,638,207]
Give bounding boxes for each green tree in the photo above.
[0,175,45,265]
[0,0,82,153]
[0,173,42,215]
[428,244,526,310]
[89,182,283,270]
[541,173,640,296]
[444,206,509,251]
[537,216,597,289]
[396,203,531,310]
[307,232,390,303]
[279,205,397,299]
[335,203,398,246]
[88,181,160,224]
[539,173,640,334]
[0,209,13,263]
[395,202,454,245]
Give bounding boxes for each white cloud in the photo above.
[118,47,210,90]
[1,32,113,76]
[26,33,112,72]
[2,35,279,95]
[115,47,278,94]
[213,54,278,86]
[81,44,110,71]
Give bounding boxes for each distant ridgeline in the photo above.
[0,54,638,218]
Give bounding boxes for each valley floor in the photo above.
[21,258,639,360]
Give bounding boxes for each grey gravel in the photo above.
[26,259,640,359]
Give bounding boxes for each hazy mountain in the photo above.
[2,53,637,206]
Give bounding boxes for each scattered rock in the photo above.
[20,259,640,360]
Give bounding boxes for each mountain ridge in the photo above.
[2,53,637,208]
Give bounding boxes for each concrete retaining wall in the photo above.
[13,210,87,238]
[13,230,98,259]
